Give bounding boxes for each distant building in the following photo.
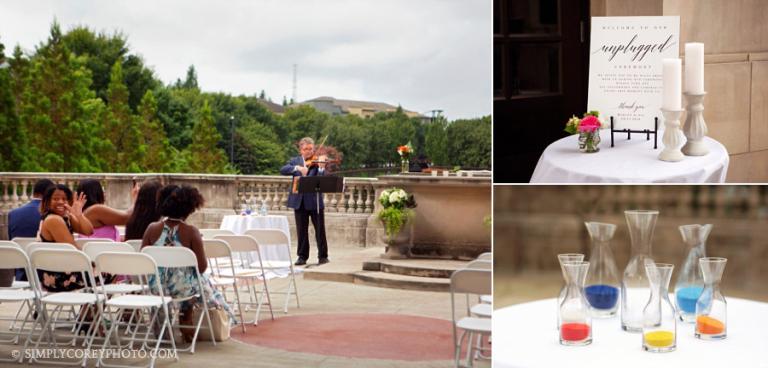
[297,96,425,120]
[257,98,285,115]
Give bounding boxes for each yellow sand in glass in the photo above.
[644,330,675,348]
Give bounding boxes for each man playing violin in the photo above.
[280,137,329,266]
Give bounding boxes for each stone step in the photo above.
[361,259,466,279]
[352,271,450,292]
[303,268,450,292]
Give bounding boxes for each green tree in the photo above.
[185,100,231,173]
[322,115,368,170]
[0,38,27,170]
[21,21,107,172]
[424,116,449,166]
[104,61,142,172]
[182,65,199,90]
[282,104,329,151]
[446,116,491,169]
[233,119,285,174]
[137,90,172,172]
[62,26,158,112]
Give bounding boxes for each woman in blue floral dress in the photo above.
[141,185,235,326]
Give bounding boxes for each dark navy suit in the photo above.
[8,199,42,281]
[280,156,328,260]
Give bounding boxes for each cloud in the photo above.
[0,0,490,119]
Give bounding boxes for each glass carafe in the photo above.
[674,224,711,323]
[642,263,676,352]
[584,222,620,318]
[557,253,585,330]
[559,261,592,346]
[621,210,658,332]
[696,257,727,340]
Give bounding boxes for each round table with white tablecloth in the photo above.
[219,214,292,262]
[530,129,729,183]
[493,297,768,368]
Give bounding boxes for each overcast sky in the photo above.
[0,0,490,120]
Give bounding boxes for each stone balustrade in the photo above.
[0,172,491,259]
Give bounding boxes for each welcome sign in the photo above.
[587,16,680,130]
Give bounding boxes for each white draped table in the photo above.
[530,129,729,183]
[219,214,292,262]
[494,298,768,368]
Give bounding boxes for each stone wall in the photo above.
[494,186,768,296]
[590,0,768,181]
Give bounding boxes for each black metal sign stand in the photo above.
[610,116,659,149]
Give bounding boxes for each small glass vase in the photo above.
[578,131,601,153]
[642,262,677,353]
[584,222,620,318]
[559,261,592,346]
[695,257,727,340]
[621,210,658,333]
[401,158,409,173]
[674,224,711,323]
[557,253,585,330]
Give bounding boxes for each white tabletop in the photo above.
[219,215,292,262]
[493,298,768,368]
[530,129,729,183]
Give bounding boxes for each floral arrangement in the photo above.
[378,187,417,243]
[565,111,601,135]
[397,142,413,160]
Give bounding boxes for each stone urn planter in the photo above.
[380,217,414,259]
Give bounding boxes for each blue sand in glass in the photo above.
[676,286,704,314]
[585,284,619,310]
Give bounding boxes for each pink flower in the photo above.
[578,116,601,133]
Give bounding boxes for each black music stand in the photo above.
[297,176,345,214]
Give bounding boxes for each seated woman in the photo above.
[37,184,94,292]
[124,180,162,241]
[142,185,235,326]
[78,179,138,241]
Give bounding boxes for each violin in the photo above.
[305,155,340,168]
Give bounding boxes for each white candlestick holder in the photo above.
[659,109,685,162]
[682,92,710,156]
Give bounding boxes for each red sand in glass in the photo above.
[561,323,590,341]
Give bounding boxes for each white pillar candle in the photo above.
[663,58,682,110]
[685,43,705,94]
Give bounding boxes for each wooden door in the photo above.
[494,0,590,182]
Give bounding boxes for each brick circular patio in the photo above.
[230,313,457,361]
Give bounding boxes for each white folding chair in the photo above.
[126,239,144,253]
[141,246,217,354]
[10,237,37,249]
[199,229,234,239]
[213,234,274,325]
[94,252,178,368]
[476,252,492,261]
[0,246,40,362]
[26,242,76,255]
[450,268,492,368]
[74,237,113,248]
[243,229,300,313]
[203,239,246,333]
[0,240,20,248]
[28,249,103,367]
[83,242,146,296]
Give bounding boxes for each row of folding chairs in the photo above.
[197,229,301,327]
[0,241,224,367]
[450,253,492,368]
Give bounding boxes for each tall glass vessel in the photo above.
[642,263,677,352]
[557,253,585,329]
[674,224,711,323]
[621,210,658,332]
[696,257,728,340]
[584,222,620,318]
[559,261,592,346]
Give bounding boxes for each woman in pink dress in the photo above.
[77,179,138,241]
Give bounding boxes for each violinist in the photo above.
[279,137,330,266]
